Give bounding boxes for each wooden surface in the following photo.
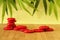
[0,24,60,40]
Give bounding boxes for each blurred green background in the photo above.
[0,0,60,24]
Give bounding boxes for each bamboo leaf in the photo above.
[6,5,8,15]
[2,1,6,23]
[32,0,40,16]
[17,0,22,9]
[49,1,53,15]
[8,2,12,18]
[54,4,58,20]
[21,3,31,15]
[21,2,31,15]
[18,0,31,15]
[43,0,47,15]
[22,0,34,8]
[9,0,17,10]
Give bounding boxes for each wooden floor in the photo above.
[0,24,60,40]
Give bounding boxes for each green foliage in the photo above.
[54,4,58,20]
[43,0,47,15]
[2,1,6,23]
[49,1,53,15]
[48,0,58,20]
[0,0,17,23]
[17,0,32,15]
[32,0,40,16]
[0,0,60,23]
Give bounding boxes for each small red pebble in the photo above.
[16,25,27,29]
[7,18,16,22]
[4,27,13,30]
[14,27,27,31]
[8,18,15,20]
[7,18,15,21]
[7,23,15,26]
[20,29,28,32]
[14,25,27,31]
[23,29,34,33]
[8,21,15,22]
[8,24,16,26]
[47,28,54,31]
[39,25,49,30]
[6,25,16,28]
[14,27,19,30]
[33,29,44,32]
[8,20,16,23]
[39,25,54,32]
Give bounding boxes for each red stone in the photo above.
[20,29,28,32]
[33,29,44,32]
[16,25,27,29]
[4,27,13,30]
[47,28,54,31]
[39,25,49,30]
[14,27,19,30]
[6,25,16,29]
[23,29,34,33]
[8,21,15,23]
[39,25,54,32]
[14,25,27,31]
[7,18,16,22]
[7,23,15,26]
[8,21,16,23]
[7,18,15,21]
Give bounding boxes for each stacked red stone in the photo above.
[4,18,16,30]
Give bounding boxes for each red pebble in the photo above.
[23,29,34,33]
[7,18,15,21]
[7,18,16,22]
[7,23,15,26]
[20,29,27,32]
[14,27,19,30]
[7,25,16,29]
[39,25,54,32]
[39,25,49,30]
[8,20,16,23]
[47,28,54,31]
[14,25,27,31]
[4,27,13,30]
[33,29,44,32]
[8,18,15,20]
[16,25,27,29]
[8,20,15,22]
